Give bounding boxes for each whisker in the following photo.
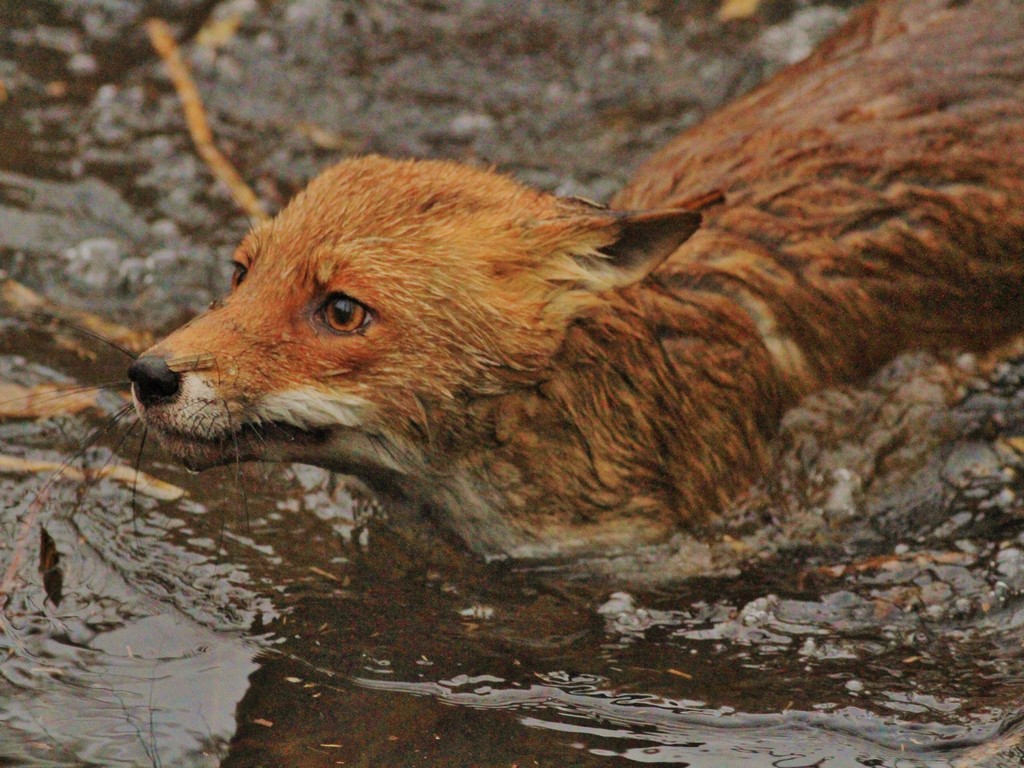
[131,425,149,535]
[240,419,275,484]
[172,400,219,437]
[226,402,251,533]
[0,381,131,413]
[79,418,141,503]
[31,314,140,360]
[174,401,207,425]
[245,418,270,452]
[28,404,136,499]
[106,416,139,468]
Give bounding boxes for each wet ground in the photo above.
[3,0,1024,765]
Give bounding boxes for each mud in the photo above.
[3,0,1024,766]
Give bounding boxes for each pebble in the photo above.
[63,237,126,290]
[68,52,98,76]
[758,7,850,65]
[449,112,496,137]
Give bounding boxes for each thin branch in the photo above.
[145,18,268,223]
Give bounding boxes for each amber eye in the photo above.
[321,293,370,334]
[231,262,248,290]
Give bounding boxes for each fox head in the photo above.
[129,155,700,510]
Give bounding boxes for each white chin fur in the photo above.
[139,377,372,439]
[254,386,372,430]
[140,376,409,472]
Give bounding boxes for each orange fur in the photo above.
[135,0,1024,558]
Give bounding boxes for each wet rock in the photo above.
[58,0,217,51]
[599,591,686,637]
[0,171,147,251]
[823,467,863,522]
[171,0,853,203]
[943,443,1005,486]
[63,236,127,290]
[67,51,98,76]
[996,548,1024,581]
[758,6,851,65]
[3,0,860,337]
[920,581,953,608]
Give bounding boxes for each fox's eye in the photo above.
[321,293,370,334]
[231,262,248,290]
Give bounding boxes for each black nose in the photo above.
[128,355,181,407]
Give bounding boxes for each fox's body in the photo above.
[132,0,1024,558]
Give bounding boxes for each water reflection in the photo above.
[354,673,999,767]
[0,615,258,767]
[0,555,261,767]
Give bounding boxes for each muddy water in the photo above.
[3,1,1024,766]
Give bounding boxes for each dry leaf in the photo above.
[1001,436,1024,454]
[0,454,185,501]
[0,382,99,420]
[720,0,761,22]
[1,277,152,354]
[309,566,343,582]
[195,14,243,49]
[720,534,751,553]
[39,526,63,606]
[53,335,98,361]
[296,122,363,151]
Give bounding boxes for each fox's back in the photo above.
[620,0,1024,396]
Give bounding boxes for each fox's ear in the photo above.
[588,208,702,290]
[540,206,702,293]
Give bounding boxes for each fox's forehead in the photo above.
[235,155,552,278]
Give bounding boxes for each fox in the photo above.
[129,0,1024,559]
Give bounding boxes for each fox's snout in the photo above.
[127,355,181,408]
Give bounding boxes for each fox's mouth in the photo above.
[147,416,417,502]
[132,374,411,486]
[147,418,330,471]
[129,371,339,470]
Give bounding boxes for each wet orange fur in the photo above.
[140,0,1024,558]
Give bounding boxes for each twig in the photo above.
[0,454,185,502]
[145,18,267,222]
[1,275,152,355]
